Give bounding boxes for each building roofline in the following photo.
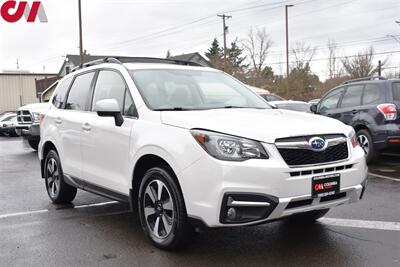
[0,73,57,76]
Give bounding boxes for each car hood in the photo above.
[161,108,352,143]
[18,103,50,113]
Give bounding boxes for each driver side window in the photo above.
[319,87,344,114]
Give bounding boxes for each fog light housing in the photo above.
[227,207,237,220]
[220,193,278,224]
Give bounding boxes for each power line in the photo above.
[263,49,400,66]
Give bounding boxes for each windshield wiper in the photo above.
[153,107,191,111]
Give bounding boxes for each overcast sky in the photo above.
[0,0,399,79]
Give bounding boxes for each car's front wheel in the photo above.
[138,166,195,250]
[44,150,77,204]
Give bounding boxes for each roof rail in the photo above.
[71,57,202,72]
[341,76,387,85]
[72,57,122,72]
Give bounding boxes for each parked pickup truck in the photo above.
[16,103,50,150]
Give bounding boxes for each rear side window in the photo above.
[319,87,344,113]
[362,84,383,105]
[393,83,400,104]
[52,77,72,109]
[65,72,95,111]
[340,85,364,108]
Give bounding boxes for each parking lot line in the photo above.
[320,218,400,231]
[369,172,400,182]
[0,209,48,219]
[73,201,119,209]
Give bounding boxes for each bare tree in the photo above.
[291,41,316,70]
[341,46,386,78]
[242,27,273,78]
[326,39,343,79]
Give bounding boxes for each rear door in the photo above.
[80,69,137,196]
[360,83,386,125]
[59,72,95,179]
[338,84,364,126]
[317,87,345,120]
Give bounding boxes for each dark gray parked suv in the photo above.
[312,77,400,163]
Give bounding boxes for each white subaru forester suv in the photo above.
[39,58,368,250]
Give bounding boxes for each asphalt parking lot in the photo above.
[0,136,399,267]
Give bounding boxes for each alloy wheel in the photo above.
[143,179,174,239]
[46,158,60,198]
[357,134,370,155]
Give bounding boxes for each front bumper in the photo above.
[179,143,368,228]
[16,123,40,138]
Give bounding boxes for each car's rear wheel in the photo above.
[286,208,330,224]
[44,150,77,204]
[356,129,377,163]
[28,139,39,150]
[138,166,195,250]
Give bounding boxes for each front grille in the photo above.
[17,110,33,124]
[276,134,349,166]
[279,142,348,166]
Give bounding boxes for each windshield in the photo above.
[129,69,271,110]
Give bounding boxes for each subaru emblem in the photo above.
[309,137,327,151]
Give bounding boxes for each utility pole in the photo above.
[78,0,84,65]
[285,4,294,96]
[16,58,19,69]
[378,60,382,76]
[218,14,232,71]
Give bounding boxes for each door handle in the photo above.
[55,117,62,125]
[82,123,91,132]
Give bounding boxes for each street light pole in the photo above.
[285,4,294,97]
[78,0,84,65]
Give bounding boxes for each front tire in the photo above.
[44,150,77,204]
[138,166,195,250]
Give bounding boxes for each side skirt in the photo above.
[63,174,130,203]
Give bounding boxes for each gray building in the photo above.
[0,72,57,113]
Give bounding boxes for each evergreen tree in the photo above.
[205,38,223,59]
[228,38,247,68]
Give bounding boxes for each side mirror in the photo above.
[310,104,318,114]
[95,99,124,127]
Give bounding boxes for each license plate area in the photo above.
[312,173,340,198]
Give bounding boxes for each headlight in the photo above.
[32,112,40,122]
[191,129,268,161]
[349,129,358,148]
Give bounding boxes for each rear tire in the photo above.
[286,208,330,224]
[28,139,39,150]
[44,150,77,204]
[356,129,378,164]
[138,166,195,250]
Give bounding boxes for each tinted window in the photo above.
[393,83,400,104]
[65,72,95,111]
[341,85,363,108]
[52,77,72,109]
[92,71,126,112]
[362,84,382,105]
[319,88,344,113]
